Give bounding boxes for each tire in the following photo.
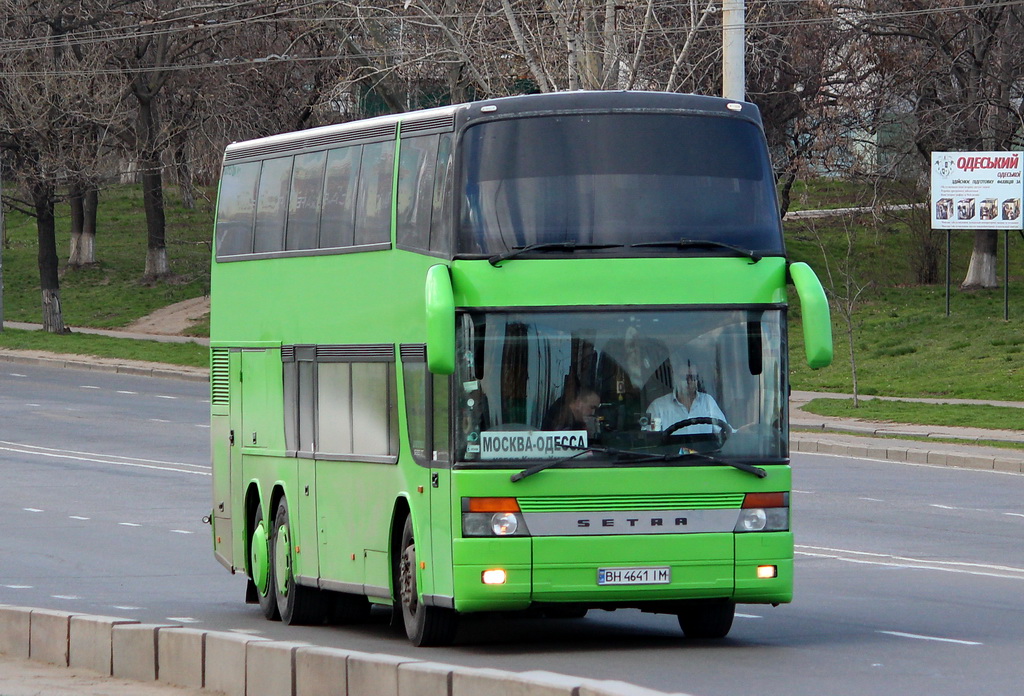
[677,599,736,639]
[397,516,458,646]
[272,497,324,625]
[250,503,280,621]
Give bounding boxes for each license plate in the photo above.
[597,566,671,586]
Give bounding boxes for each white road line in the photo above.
[195,424,211,429]
[167,617,201,624]
[797,544,1024,580]
[0,440,210,476]
[51,595,81,600]
[155,395,177,400]
[878,630,982,646]
[735,613,762,619]
[117,391,137,395]
[859,497,884,502]
[10,373,27,378]
[3,585,32,589]
[112,606,142,611]
[23,508,43,513]
[170,530,194,535]
[1003,512,1024,518]
[118,522,142,527]
[149,418,172,423]
[80,385,101,390]
[69,516,90,520]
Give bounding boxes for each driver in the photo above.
[645,358,731,435]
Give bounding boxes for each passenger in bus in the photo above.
[542,387,601,434]
[645,359,731,435]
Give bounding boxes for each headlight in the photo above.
[734,492,789,532]
[461,498,530,537]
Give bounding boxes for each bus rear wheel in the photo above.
[398,516,457,647]
[250,503,280,621]
[677,599,735,639]
[272,497,324,625]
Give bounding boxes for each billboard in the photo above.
[931,152,1022,230]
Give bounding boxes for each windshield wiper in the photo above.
[659,450,768,478]
[489,242,624,267]
[510,445,656,483]
[630,238,762,263]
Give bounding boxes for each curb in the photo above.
[0,605,686,696]
[0,351,209,383]
[791,432,1024,474]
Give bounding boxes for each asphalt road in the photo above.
[1,363,1021,696]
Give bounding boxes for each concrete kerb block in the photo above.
[452,666,583,696]
[347,651,420,696]
[295,645,360,696]
[579,680,683,696]
[29,608,74,666]
[0,605,32,658]
[69,614,139,674]
[204,631,272,696]
[397,661,454,696]
[994,458,1023,474]
[158,626,207,689]
[246,640,310,696]
[111,622,181,682]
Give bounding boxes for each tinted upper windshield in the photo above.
[455,309,788,465]
[458,113,784,256]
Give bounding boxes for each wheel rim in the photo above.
[250,520,270,595]
[275,522,292,599]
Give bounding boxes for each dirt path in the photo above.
[124,296,210,335]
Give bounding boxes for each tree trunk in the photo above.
[68,185,84,266]
[33,181,65,333]
[960,230,999,289]
[141,162,170,279]
[81,187,97,264]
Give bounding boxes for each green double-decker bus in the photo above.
[209,91,833,646]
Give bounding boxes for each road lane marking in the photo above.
[170,530,194,534]
[156,395,177,400]
[69,516,90,520]
[118,522,141,527]
[3,585,32,589]
[0,440,210,476]
[878,630,982,646]
[735,613,762,619]
[117,391,137,395]
[168,617,201,623]
[797,545,1024,580]
[10,373,27,377]
[23,508,43,513]
[113,606,142,611]
[52,595,81,600]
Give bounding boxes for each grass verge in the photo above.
[0,328,208,368]
[800,398,1024,432]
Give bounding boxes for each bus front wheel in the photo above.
[272,497,324,625]
[398,516,457,647]
[677,599,735,639]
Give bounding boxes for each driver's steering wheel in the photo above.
[662,417,731,448]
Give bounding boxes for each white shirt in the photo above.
[646,391,730,434]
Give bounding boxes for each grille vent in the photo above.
[517,493,745,513]
[210,348,230,406]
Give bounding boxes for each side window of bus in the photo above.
[253,156,294,253]
[397,134,440,252]
[430,133,454,256]
[320,146,360,249]
[286,151,328,251]
[215,162,260,257]
[355,141,394,246]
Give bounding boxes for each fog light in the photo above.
[757,565,778,579]
[482,569,507,585]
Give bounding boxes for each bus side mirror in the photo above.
[425,264,456,375]
[788,262,833,369]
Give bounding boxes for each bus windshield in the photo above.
[458,113,784,257]
[455,308,788,465]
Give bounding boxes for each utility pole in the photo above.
[722,0,745,100]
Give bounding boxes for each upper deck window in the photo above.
[458,113,784,257]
